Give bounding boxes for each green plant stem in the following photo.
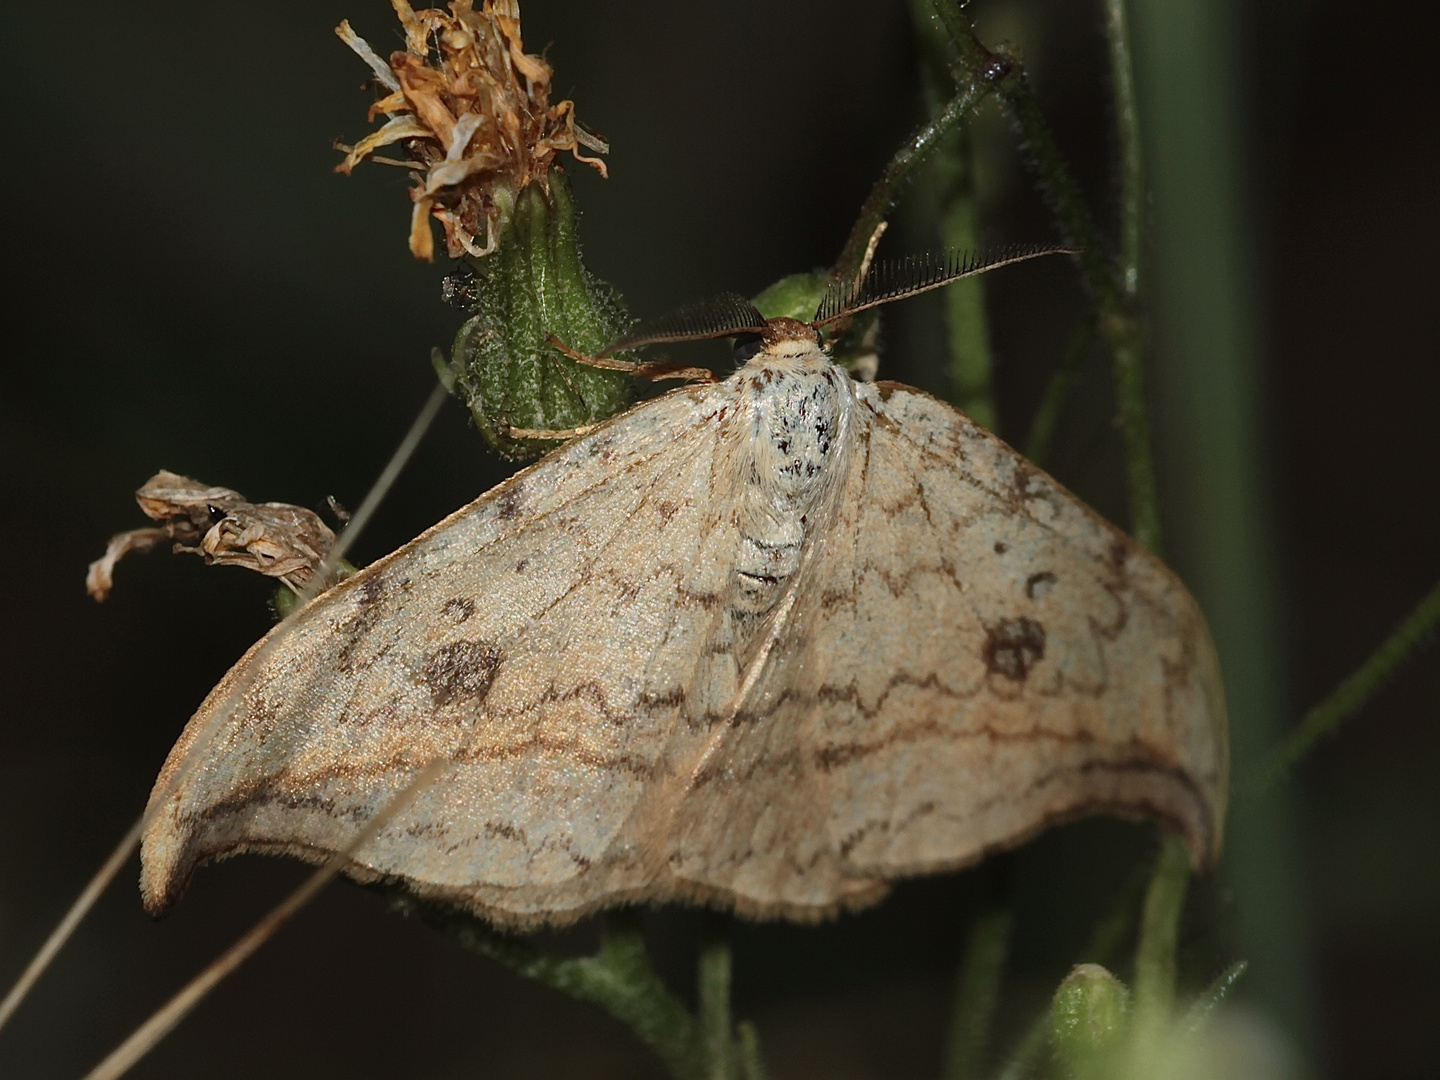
[1108,332,1161,553]
[933,0,1162,553]
[736,1022,767,1080]
[1130,0,1310,1048]
[416,903,705,1079]
[832,78,993,289]
[930,2,1113,309]
[1131,833,1190,1037]
[698,926,737,1080]
[942,909,1012,1080]
[909,0,998,430]
[1103,0,1143,298]
[1253,577,1440,793]
[939,184,996,430]
[1024,322,1095,465]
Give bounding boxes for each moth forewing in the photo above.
[141,378,742,924]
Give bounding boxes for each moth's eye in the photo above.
[206,504,227,525]
[732,333,764,364]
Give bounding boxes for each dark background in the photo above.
[1,1,1436,1077]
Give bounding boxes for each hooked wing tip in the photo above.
[138,820,187,918]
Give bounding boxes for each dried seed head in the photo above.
[335,0,608,261]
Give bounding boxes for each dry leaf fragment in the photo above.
[87,471,338,601]
[335,0,607,260]
[141,320,1227,930]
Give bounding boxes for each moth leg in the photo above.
[856,219,888,283]
[498,418,600,441]
[543,345,599,419]
[546,334,714,383]
[497,346,611,445]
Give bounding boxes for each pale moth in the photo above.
[141,248,1227,929]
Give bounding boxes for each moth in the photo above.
[141,248,1227,930]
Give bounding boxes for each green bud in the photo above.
[272,586,302,621]
[443,171,633,460]
[1050,963,1131,1075]
[753,272,828,321]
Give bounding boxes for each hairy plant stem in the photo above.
[1181,960,1247,1036]
[1253,577,1440,793]
[1108,328,1160,553]
[928,2,1112,313]
[411,903,710,1079]
[1104,0,1143,299]
[404,898,771,1079]
[698,922,738,1080]
[832,77,993,290]
[908,0,998,430]
[942,909,1012,1080]
[932,0,1161,552]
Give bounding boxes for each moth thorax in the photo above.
[746,362,847,500]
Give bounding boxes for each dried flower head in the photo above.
[86,471,342,601]
[336,0,608,261]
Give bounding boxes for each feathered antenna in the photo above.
[601,293,768,357]
[813,244,1078,329]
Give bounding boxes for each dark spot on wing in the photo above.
[994,541,1009,555]
[984,617,1046,681]
[496,483,525,520]
[1011,463,1036,502]
[358,575,386,607]
[1109,540,1130,571]
[441,597,476,622]
[1025,571,1057,600]
[336,574,389,671]
[421,640,502,707]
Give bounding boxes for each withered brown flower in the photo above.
[86,471,342,601]
[336,0,607,261]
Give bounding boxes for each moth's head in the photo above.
[761,317,822,356]
[726,317,825,372]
